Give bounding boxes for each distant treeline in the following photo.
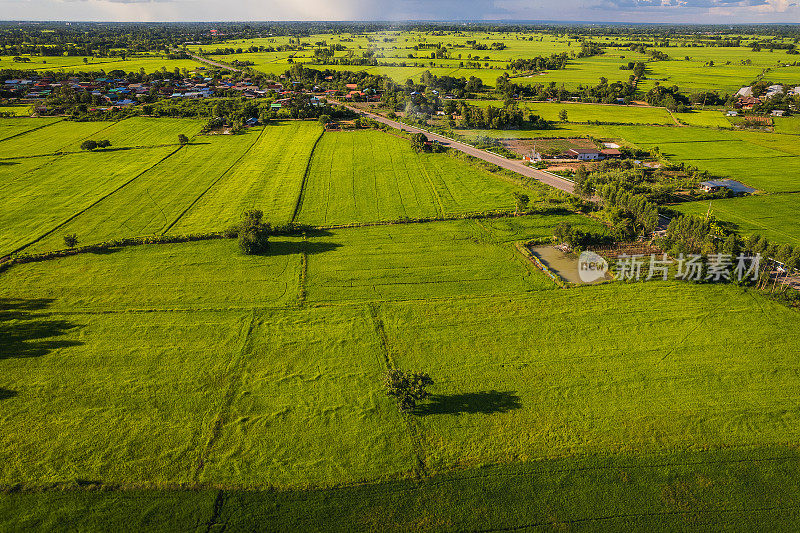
[1,22,799,60]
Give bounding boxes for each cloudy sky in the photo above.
[0,0,798,23]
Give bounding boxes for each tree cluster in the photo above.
[455,102,525,129]
[596,182,659,240]
[80,139,111,151]
[507,52,570,72]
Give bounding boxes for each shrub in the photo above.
[80,140,98,151]
[63,234,79,248]
[513,192,529,215]
[410,132,429,153]
[178,134,189,145]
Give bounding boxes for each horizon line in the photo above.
[1,20,799,26]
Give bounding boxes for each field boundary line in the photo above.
[297,236,309,307]
[0,143,185,161]
[367,303,430,477]
[0,117,64,143]
[204,490,226,533]
[2,448,797,494]
[194,310,259,482]
[7,144,185,257]
[416,152,446,217]
[290,127,325,224]
[161,126,267,235]
[367,303,395,370]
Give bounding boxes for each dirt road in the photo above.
[179,49,241,72]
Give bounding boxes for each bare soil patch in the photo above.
[501,137,597,158]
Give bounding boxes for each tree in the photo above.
[230,118,245,135]
[513,192,529,215]
[553,221,573,244]
[383,369,433,413]
[177,134,189,145]
[317,114,332,126]
[573,165,591,198]
[410,132,428,153]
[80,140,98,151]
[96,140,111,149]
[558,109,568,122]
[63,234,79,248]
[237,210,270,255]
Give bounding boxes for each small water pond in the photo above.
[529,245,611,285]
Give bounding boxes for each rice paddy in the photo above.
[0,101,799,530]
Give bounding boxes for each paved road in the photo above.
[335,102,578,195]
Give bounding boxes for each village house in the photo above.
[699,179,756,194]
[764,84,784,99]
[564,148,602,161]
[736,96,761,109]
[699,180,727,192]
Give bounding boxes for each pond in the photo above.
[529,245,611,285]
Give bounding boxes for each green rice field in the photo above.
[295,130,528,225]
[0,103,799,530]
[2,235,799,523]
[673,193,800,246]
[170,121,323,231]
[2,54,203,74]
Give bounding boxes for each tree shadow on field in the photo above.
[259,240,341,257]
[0,388,17,400]
[0,298,84,361]
[416,391,522,416]
[87,247,121,255]
[534,207,576,217]
[300,227,335,238]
